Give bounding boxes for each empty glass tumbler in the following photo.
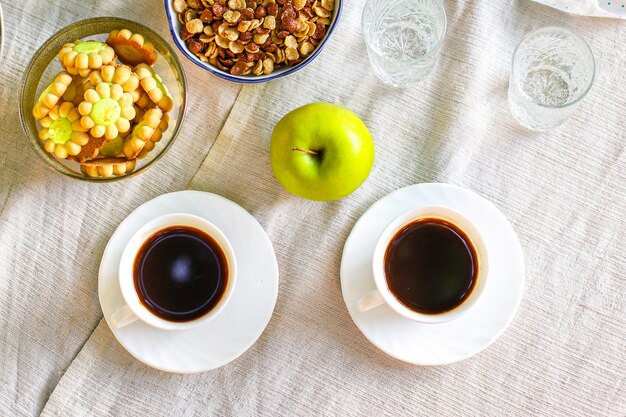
[362,0,447,87]
[508,27,595,131]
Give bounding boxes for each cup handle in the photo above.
[110,305,138,328]
[357,289,385,312]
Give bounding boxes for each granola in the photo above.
[174,0,334,76]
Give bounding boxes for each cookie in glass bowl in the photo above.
[19,17,187,182]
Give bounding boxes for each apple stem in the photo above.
[292,147,320,156]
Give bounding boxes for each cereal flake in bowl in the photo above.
[19,17,187,182]
[165,0,342,83]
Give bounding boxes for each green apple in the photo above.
[270,102,375,201]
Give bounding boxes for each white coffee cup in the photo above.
[357,206,489,324]
[111,213,237,331]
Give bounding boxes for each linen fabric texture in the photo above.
[531,0,626,18]
[0,1,240,415]
[1,0,625,416]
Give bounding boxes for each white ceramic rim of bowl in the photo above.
[598,1,626,16]
[371,205,489,324]
[163,0,343,83]
[118,213,237,331]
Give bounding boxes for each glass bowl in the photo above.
[19,17,187,182]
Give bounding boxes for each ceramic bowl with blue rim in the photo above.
[164,0,342,83]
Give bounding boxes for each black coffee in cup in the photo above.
[133,226,228,322]
[384,218,478,315]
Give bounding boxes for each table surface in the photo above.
[0,1,625,416]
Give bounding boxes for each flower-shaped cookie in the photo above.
[38,102,89,159]
[80,157,136,178]
[133,105,146,123]
[99,135,125,157]
[137,113,170,159]
[134,89,154,108]
[78,82,135,140]
[106,29,158,66]
[88,65,140,94]
[59,40,116,77]
[32,72,73,120]
[66,77,95,106]
[123,108,163,159]
[61,75,82,103]
[134,64,174,112]
[70,135,107,163]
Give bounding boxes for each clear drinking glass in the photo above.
[508,27,595,131]
[362,0,447,87]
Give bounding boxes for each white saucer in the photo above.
[341,183,525,366]
[99,191,279,373]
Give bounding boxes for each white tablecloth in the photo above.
[1,0,625,416]
[0,1,240,414]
